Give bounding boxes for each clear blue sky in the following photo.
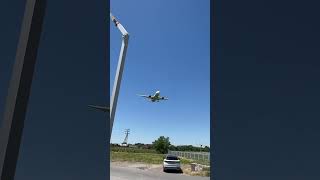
[110,0,210,146]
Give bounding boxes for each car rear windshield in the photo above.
[166,156,178,160]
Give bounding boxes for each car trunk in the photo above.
[164,160,180,164]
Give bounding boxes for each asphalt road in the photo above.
[110,164,210,180]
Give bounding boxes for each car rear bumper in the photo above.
[164,167,181,170]
[163,164,181,169]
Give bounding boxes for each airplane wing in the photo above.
[160,97,169,100]
[137,94,151,98]
[88,105,109,112]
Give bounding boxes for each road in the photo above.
[110,163,210,180]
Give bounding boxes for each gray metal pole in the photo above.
[109,13,129,139]
[0,0,46,179]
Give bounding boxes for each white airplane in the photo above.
[137,90,168,102]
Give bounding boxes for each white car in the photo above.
[163,154,181,172]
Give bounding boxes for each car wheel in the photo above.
[163,168,166,172]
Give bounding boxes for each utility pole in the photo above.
[0,0,47,179]
[109,13,129,139]
[121,129,130,146]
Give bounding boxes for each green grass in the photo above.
[179,157,210,166]
[111,151,165,164]
[111,151,210,166]
[111,147,210,165]
[111,151,195,165]
[111,151,211,177]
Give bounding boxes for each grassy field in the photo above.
[111,152,210,177]
[111,151,164,164]
[111,150,209,166]
[111,148,210,177]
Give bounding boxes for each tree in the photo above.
[168,145,176,151]
[204,146,210,152]
[152,136,171,154]
[134,143,144,149]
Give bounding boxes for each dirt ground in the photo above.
[110,161,210,177]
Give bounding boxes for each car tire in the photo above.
[179,168,183,173]
[163,168,166,172]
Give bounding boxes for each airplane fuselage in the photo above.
[138,90,168,102]
[149,91,164,102]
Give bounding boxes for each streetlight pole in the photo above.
[109,13,129,139]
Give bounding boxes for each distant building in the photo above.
[120,143,129,147]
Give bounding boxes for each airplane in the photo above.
[88,105,109,112]
[137,90,168,102]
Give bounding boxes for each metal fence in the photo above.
[168,150,210,162]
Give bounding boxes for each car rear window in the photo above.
[166,156,178,160]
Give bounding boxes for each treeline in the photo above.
[111,142,210,153]
[169,145,210,152]
[111,146,158,154]
[111,136,210,154]
[110,143,153,149]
